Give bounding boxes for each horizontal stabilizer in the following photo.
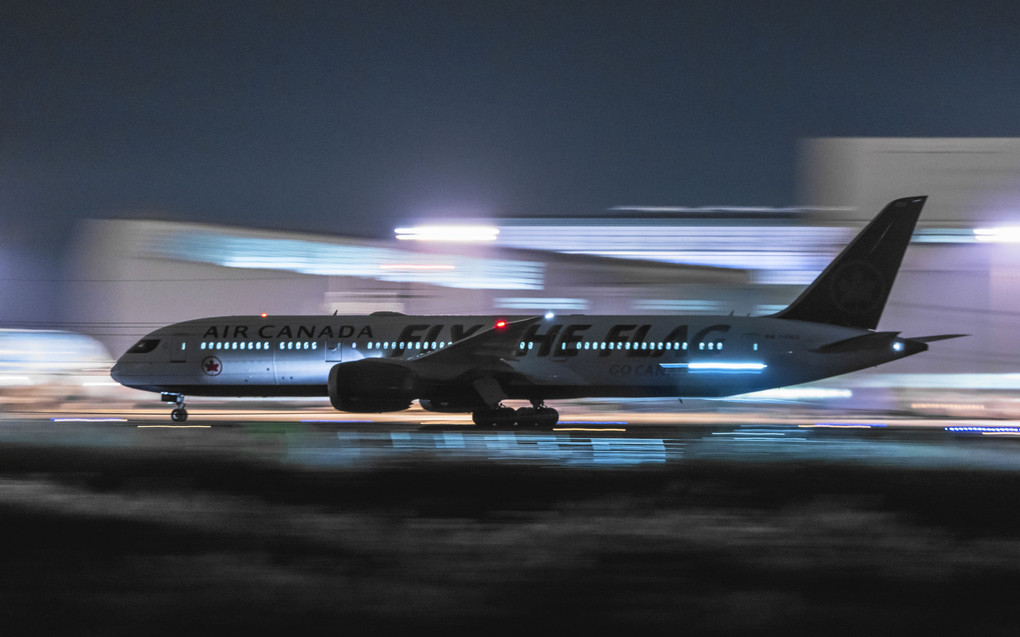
[812,331,901,354]
[905,334,968,343]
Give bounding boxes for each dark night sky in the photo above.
[2,1,1020,318]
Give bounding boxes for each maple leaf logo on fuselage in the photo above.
[202,356,222,376]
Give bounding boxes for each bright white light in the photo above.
[545,311,555,319]
[379,264,456,270]
[892,341,904,352]
[0,375,33,386]
[688,362,767,371]
[394,225,500,242]
[974,227,1020,243]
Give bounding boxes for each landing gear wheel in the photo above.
[515,407,538,427]
[494,407,517,428]
[536,407,559,429]
[162,392,189,422]
[472,405,518,428]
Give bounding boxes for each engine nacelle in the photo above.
[328,360,416,413]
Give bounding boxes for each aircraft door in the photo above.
[170,334,188,362]
[324,339,342,362]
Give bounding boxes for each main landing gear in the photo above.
[471,401,559,428]
[161,392,188,422]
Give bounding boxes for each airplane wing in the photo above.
[409,315,543,366]
[375,315,546,401]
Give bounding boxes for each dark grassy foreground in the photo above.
[3,440,1020,636]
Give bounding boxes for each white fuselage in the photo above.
[111,313,919,404]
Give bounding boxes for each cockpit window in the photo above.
[127,339,160,354]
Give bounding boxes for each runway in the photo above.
[4,411,1020,634]
[7,407,1020,471]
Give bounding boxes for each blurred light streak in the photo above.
[852,374,1020,390]
[394,225,499,242]
[633,299,723,313]
[136,424,211,429]
[974,227,1020,242]
[912,402,985,410]
[912,228,984,243]
[143,230,543,290]
[0,375,34,386]
[378,264,455,270]
[53,418,127,422]
[736,387,853,400]
[497,297,589,310]
[493,224,849,275]
[809,422,888,428]
[801,423,883,429]
[288,430,681,467]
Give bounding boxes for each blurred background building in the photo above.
[41,137,1020,413]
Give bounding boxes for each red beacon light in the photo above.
[260,313,268,318]
[494,319,508,330]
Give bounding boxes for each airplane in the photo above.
[112,196,963,425]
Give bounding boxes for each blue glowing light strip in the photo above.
[660,362,767,371]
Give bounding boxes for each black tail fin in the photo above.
[773,196,926,330]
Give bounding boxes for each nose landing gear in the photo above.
[161,392,188,422]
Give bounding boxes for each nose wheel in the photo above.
[162,392,188,422]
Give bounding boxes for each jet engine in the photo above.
[328,360,416,412]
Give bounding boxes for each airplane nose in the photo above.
[110,360,125,384]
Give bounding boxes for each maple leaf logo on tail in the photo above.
[828,261,885,316]
[202,356,222,376]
